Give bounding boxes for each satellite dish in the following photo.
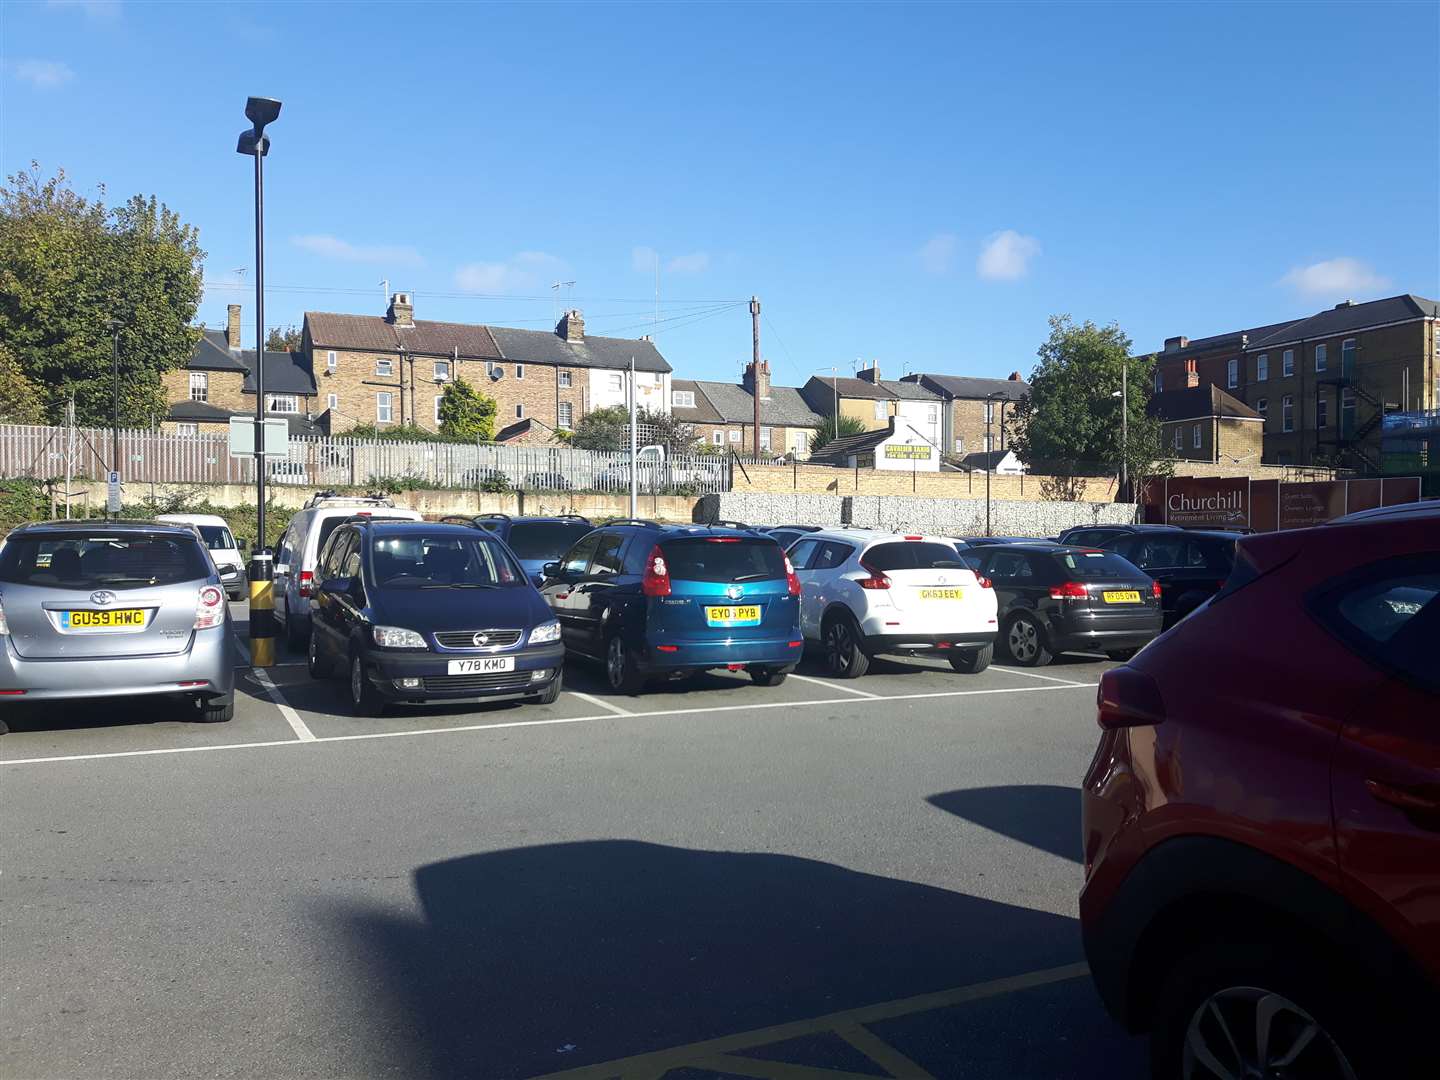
[490,368,504,381]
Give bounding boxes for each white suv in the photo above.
[787,530,998,677]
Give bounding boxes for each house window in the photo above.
[1317,395,1329,429]
[984,401,995,424]
[712,430,724,445]
[326,350,337,372]
[376,358,393,377]
[558,402,573,429]
[515,404,525,419]
[559,371,572,388]
[1226,358,1238,389]
[1341,338,1356,374]
[728,430,741,443]
[376,392,393,423]
[874,400,888,421]
[1314,344,1327,373]
[189,372,208,402]
[1282,349,1295,377]
[1173,427,1183,452]
[1192,423,1202,449]
[175,423,198,437]
[515,364,524,380]
[984,433,994,453]
[1341,388,1356,433]
[954,437,964,453]
[1153,368,1164,393]
[434,361,450,382]
[927,404,938,422]
[672,390,695,408]
[326,393,338,411]
[608,373,623,392]
[434,396,444,424]
[1282,395,1294,432]
[268,394,298,414]
[1256,354,1268,381]
[1256,397,1268,418]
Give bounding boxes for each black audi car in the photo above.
[307,520,564,715]
[964,543,1162,666]
[1096,528,1238,628]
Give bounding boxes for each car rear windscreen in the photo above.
[195,525,236,550]
[863,541,967,571]
[1055,551,1144,580]
[504,521,594,560]
[661,538,786,582]
[0,534,211,589]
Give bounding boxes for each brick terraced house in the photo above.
[896,370,1028,458]
[670,361,825,458]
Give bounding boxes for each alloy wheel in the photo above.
[826,622,851,675]
[1182,986,1357,1080]
[1008,618,1038,662]
[350,656,364,705]
[607,637,626,690]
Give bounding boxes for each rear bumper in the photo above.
[363,643,566,702]
[1050,616,1162,654]
[639,633,803,673]
[0,626,236,701]
[861,631,996,655]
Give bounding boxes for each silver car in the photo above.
[0,520,235,723]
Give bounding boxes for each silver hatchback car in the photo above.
[0,520,235,723]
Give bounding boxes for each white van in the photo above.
[156,513,248,600]
[272,492,423,649]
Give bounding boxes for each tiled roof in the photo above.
[1149,385,1261,422]
[168,400,236,421]
[808,375,895,401]
[188,330,250,372]
[488,326,671,373]
[244,350,317,396]
[807,424,895,465]
[690,380,825,427]
[881,379,941,401]
[903,373,1029,401]
[305,312,502,358]
[670,379,724,424]
[1245,295,1440,349]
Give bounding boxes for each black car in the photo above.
[765,524,822,550]
[966,544,1162,666]
[307,520,564,716]
[1097,528,1238,628]
[1054,523,1182,547]
[958,535,1060,548]
[467,514,595,587]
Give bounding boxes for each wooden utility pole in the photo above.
[749,295,762,457]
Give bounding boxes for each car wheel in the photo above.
[1106,647,1139,662]
[824,614,870,679]
[285,612,306,653]
[349,653,386,717]
[1002,613,1052,667]
[1151,941,1372,1080]
[195,695,234,723]
[605,634,645,695]
[308,630,334,679]
[530,667,563,705]
[749,666,788,687]
[948,642,993,673]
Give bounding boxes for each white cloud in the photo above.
[47,0,122,20]
[666,251,710,274]
[977,229,1040,281]
[454,251,567,294]
[632,245,660,273]
[7,59,74,89]
[1279,257,1388,297]
[917,233,957,274]
[291,234,423,267]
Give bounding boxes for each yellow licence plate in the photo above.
[1102,591,1141,604]
[919,588,964,600]
[62,608,147,630]
[705,605,761,626]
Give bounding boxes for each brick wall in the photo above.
[948,399,1014,457]
[162,369,248,412]
[731,463,1120,502]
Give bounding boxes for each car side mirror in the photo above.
[236,537,248,550]
[542,561,562,579]
[320,577,352,595]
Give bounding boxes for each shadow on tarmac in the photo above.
[328,839,1142,1079]
[927,785,1083,864]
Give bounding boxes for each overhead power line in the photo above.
[201,280,747,305]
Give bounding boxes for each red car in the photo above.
[1080,501,1438,1079]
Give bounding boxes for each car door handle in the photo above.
[1365,778,1440,827]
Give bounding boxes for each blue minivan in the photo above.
[538,520,802,692]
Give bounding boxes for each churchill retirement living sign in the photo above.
[1145,475,1422,532]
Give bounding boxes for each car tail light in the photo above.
[194,585,225,629]
[904,535,923,541]
[857,560,891,590]
[706,537,740,543]
[1096,666,1166,730]
[977,576,993,589]
[299,570,314,598]
[785,556,801,597]
[1151,580,1162,598]
[641,545,671,597]
[1049,581,1089,600]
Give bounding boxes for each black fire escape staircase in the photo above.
[1316,356,1387,473]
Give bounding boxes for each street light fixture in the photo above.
[237,95,281,668]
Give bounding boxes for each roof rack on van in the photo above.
[303,490,396,510]
[339,514,416,526]
[601,518,660,528]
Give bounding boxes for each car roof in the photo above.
[155,513,228,526]
[351,521,492,538]
[1330,501,1440,525]
[17,519,198,537]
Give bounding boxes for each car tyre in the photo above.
[1001,612,1052,667]
[749,666,788,687]
[349,652,386,717]
[195,695,234,723]
[285,612,306,653]
[948,642,993,673]
[1106,647,1139,662]
[1150,940,1376,1080]
[308,630,335,679]
[823,613,870,679]
[604,634,645,695]
[530,668,563,705]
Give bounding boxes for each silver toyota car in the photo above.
[0,520,235,722]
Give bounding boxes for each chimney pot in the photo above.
[226,304,242,350]
[386,292,414,327]
[744,358,772,400]
[1184,359,1200,388]
[856,362,881,384]
[1334,299,1355,309]
[558,309,584,343]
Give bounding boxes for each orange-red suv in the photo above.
[1080,502,1439,1079]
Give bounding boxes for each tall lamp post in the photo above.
[107,318,123,517]
[237,95,281,668]
[1112,364,1129,500]
[983,391,1007,536]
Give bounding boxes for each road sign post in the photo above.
[106,470,122,517]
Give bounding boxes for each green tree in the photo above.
[567,404,630,450]
[265,324,302,351]
[0,344,44,423]
[1007,315,1168,494]
[0,163,204,427]
[809,413,867,454]
[437,378,497,441]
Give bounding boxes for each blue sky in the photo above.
[4,0,1437,388]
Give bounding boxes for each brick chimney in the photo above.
[744,358,772,400]
[857,362,881,384]
[1008,371,1021,381]
[1164,336,1189,353]
[1184,359,1200,388]
[226,304,242,350]
[386,292,414,327]
[557,309,584,343]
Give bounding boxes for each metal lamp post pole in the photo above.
[252,145,267,553]
[628,355,638,518]
[1121,363,1129,501]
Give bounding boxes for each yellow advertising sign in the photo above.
[884,444,932,460]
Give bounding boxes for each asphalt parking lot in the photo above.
[1,602,1145,1079]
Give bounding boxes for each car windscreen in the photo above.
[863,541,967,571]
[195,525,236,550]
[367,535,524,588]
[0,533,211,589]
[1054,550,1145,580]
[661,538,786,583]
[504,521,594,561]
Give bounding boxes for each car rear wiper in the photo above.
[731,572,774,582]
[420,582,499,589]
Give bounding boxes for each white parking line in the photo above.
[252,669,317,742]
[988,666,1090,687]
[787,673,879,698]
[567,691,634,716]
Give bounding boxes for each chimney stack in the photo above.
[1008,371,1021,381]
[558,309,584,343]
[1164,336,1189,353]
[744,358,772,400]
[1184,359,1200,388]
[226,304,242,350]
[857,361,881,384]
[386,292,414,327]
